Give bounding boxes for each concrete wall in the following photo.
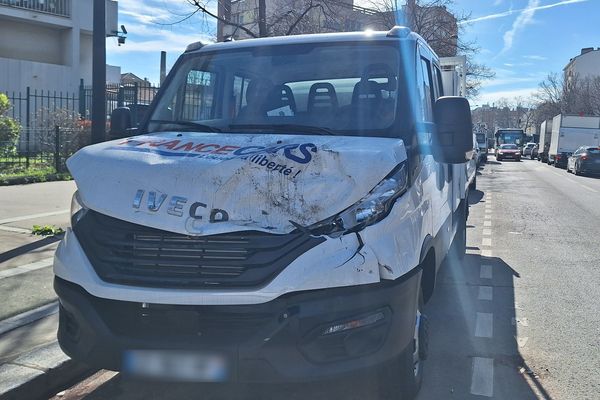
[0,18,65,65]
[0,57,76,93]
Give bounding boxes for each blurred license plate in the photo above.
[122,350,229,382]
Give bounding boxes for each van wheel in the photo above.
[376,290,425,400]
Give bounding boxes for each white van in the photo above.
[54,27,473,398]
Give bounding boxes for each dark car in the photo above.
[554,152,571,169]
[496,144,521,161]
[567,146,600,176]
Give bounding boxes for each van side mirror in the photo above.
[109,107,133,139]
[432,97,473,164]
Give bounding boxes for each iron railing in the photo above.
[0,0,70,17]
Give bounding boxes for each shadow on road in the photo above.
[418,250,554,399]
[0,235,62,263]
[468,190,484,205]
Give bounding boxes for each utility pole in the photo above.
[258,0,267,37]
[91,0,106,144]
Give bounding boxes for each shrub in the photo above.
[0,94,20,155]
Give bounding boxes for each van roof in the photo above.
[185,27,423,54]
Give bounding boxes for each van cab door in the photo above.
[417,46,454,249]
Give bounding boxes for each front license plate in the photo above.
[123,350,229,382]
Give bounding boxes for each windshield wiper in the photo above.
[229,123,336,136]
[148,119,221,133]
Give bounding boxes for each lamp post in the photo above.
[91,0,106,144]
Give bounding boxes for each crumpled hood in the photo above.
[67,132,407,235]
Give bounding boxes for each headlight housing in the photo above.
[308,162,408,238]
[70,190,88,227]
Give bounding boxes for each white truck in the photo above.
[54,27,473,398]
[538,119,553,163]
[549,114,600,168]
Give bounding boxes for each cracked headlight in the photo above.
[70,190,88,227]
[309,162,408,238]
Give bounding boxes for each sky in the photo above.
[107,0,600,105]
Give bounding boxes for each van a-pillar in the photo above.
[92,0,106,144]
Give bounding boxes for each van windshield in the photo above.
[147,43,402,137]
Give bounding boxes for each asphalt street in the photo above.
[2,158,599,400]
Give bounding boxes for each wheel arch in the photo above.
[419,235,437,304]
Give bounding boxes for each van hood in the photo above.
[67,132,407,235]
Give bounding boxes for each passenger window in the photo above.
[181,69,218,121]
[432,65,444,98]
[419,58,434,122]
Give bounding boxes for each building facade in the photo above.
[0,0,121,95]
[564,47,600,89]
[217,0,388,41]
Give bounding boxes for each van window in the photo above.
[148,43,403,137]
[419,58,434,122]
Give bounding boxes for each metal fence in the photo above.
[1,82,160,174]
[0,0,71,17]
[0,126,78,174]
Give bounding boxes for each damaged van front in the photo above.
[54,28,472,398]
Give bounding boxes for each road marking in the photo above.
[482,228,492,236]
[475,312,494,338]
[482,238,492,247]
[484,214,491,220]
[0,210,69,225]
[484,220,492,227]
[547,169,599,193]
[0,257,53,280]
[471,357,494,397]
[0,225,32,234]
[0,301,58,336]
[478,286,493,301]
[481,249,493,257]
[480,264,493,279]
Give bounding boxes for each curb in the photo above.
[0,341,94,400]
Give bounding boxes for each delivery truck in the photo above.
[538,119,553,163]
[53,27,473,399]
[549,114,600,168]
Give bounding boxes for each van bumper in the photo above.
[55,268,421,383]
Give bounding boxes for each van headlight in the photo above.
[309,162,408,238]
[70,190,88,227]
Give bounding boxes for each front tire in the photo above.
[376,290,426,400]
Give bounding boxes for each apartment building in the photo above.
[0,0,121,94]
[564,47,600,88]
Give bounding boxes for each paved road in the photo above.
[43,159,600,399]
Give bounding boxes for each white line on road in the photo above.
[481,249,493,257]
[482,228,492,236]
[478,286,493,301]
[484,214,492,220]
[475,312,494,338]
[484,220,492,227]
[0,210,69,225]
[0,225,32,234]
[0,257,53,280]
[471,357,494,397]
[482,238,492,247]
[480,264,493,279]
[0,301,58,336]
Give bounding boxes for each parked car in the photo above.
[522,142,536,157]
[531,144,539,160]
[554,152,571,169]
[567,146,600,175]
[54,27,474,398]
[496,144,521,161]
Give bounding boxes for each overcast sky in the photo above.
[107,0,599,105]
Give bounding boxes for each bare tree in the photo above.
[365,0,494,98]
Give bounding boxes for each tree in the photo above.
[0,93,20,155]
[365,0,494,98]
[189,0,358,39]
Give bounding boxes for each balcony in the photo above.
[0,0,70,17]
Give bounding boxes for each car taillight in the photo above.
[556,155,562,160]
